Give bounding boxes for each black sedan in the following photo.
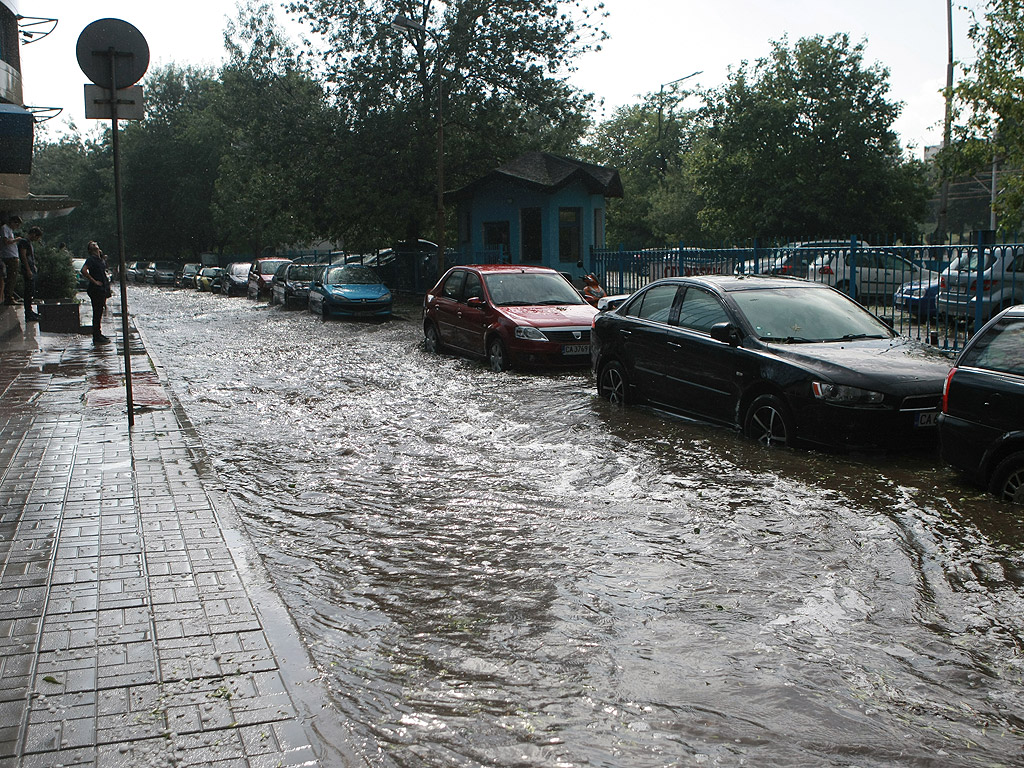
[270,262,322,307]
[939,305,1024,502]
[591,275,952,450]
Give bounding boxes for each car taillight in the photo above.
[939,277,946,289]
[818,265,834,275]
[941,368,956,413]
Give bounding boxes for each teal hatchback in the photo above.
[308,264,393,319]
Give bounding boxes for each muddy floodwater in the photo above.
[131,286,1024,767]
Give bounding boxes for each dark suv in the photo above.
[939,305,1024,502]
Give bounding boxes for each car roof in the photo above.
[454,264,562,275]
[652,274,829,292]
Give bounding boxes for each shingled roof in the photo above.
[447,152,623,201]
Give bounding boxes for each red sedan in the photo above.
[423,265,598,372]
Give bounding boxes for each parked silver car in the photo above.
[936,245,1024,327]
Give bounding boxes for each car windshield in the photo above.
[231,263,251,276]
[288,265,320,281]
[960,317,1024,376]
[483,272,585,306]
[326,265,381,285]
[260,260,288,274]
[731,286,892,343]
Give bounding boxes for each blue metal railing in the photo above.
[589,237,1024,351]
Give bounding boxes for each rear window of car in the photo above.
[260,260,289,274]
[287,265,319,281]
[960,317,1024,376]
[624,284,677,323]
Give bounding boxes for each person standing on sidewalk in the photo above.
[1,215,20,305]
[82,241,111,344]
[17,226,41,322]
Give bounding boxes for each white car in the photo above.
[807,247,937,303]
[936,245,1024,326]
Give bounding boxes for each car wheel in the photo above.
[835,280,850,294]
[487,337,509,372]
[989,452,1024,504]
[744,394,793,447]
[424,323,443,354]
[598,361,630,405]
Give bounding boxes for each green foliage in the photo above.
[953,0,1024,234]
[582,94,703,247]
[30,127,115,257]
[34,246,78,302]
[286,0,604,243]
[687,34,929,240]
[121,64,225,258]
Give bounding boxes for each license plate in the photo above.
[562,344,590,355]
[915,411,938,427]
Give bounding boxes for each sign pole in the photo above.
[79,19,149,428]
[105,49,135,427]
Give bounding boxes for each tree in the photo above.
[285,0,604,243]
[688,34,930,241]
[583,92,703,247]
[212,3,337,256]
[121,65,226,258]
[30,127,116,256]
[953,0,1024,235]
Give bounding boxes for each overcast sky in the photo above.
[21,0,982,155]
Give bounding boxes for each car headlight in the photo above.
[811,381,884,405]
[515,326,549,341]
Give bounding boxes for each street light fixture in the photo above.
[392,14,446,277]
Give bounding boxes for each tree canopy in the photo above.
[286,0,604,242]
[685,34,929,241]
[953,0,1024,235]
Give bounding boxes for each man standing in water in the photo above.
[81,241,111,344]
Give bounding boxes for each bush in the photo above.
[34,246,78,301]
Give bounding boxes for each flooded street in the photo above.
[131,286,1024,767]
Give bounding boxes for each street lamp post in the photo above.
[656,70,701,172]
[392,14,445,278]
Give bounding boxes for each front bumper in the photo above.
[788,394,941,450]
[324,298,392,317]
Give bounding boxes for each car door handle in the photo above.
[667,341,682,348]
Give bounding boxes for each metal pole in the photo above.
[935,0,954,241]
[435,56,445,277]
[108,48,135,427]
[990,129,999,232]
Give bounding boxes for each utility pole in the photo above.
[934,0,954,243]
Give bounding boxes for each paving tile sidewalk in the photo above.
[0,303,357,767]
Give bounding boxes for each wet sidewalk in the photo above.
[0,302,357,767]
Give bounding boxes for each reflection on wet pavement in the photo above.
[133,286,1024,768]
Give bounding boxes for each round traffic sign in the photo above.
[76,18,150,90]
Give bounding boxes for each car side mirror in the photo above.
[710,322,742,346]
[466,296,487,308]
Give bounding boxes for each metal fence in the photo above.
[590,239,1024,351]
